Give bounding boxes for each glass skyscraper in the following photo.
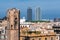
[27,7,32,21]
[35,7,40,21]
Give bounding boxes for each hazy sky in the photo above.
[0,0,60,20]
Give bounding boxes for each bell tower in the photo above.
[6,8,20,40]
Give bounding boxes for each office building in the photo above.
[27,7,32,21]
[54,18,60,22]
[35,7,40,21]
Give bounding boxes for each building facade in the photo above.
[20,25,57,40]
[53,23,60,40]
[0,19,7,40]
[20,21,57,40]
[27,7,32,21]
[54,18,60,22]
[35,7,40,21]
[6,8,20,40]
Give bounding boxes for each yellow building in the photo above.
[20,22,57,40]
[20,28,56,40]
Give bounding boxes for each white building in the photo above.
[0,19,7,40]
[20,17,34,28]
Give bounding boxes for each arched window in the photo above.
[11,25,13,29]
[39,38,41,40]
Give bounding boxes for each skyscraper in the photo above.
[27,7,32,21]
[35,7,40,21]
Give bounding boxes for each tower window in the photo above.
[45,38,47,40]
[15,21,17,25]
[14,21,17,29]
[15,18,17,21]
[15,18,17,20]
[11,25,13,29]
[14,18,17,25]
[14,18,17,29]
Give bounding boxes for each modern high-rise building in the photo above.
[54,18,60,22]
[6,8,20,40]
[35,7,40,21]
[27,7,32,21]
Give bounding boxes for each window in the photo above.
[5,27,7,33]
[0,31,1,34]
[45,38,47,40]
[15,21,17,25]
[51,37,53,40]
[2,30,4,33]
[32,39,34,40]
[24,36,30,40]
[14,18,17,26]
[11,25,13,29]
[39,38,41,40]
[14,21,17,29]
[15,18,17,20]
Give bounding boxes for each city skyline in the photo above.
[0,8,60,40]
[0,0,60,20]
[0,0,60,39]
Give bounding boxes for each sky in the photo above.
[0,0,60,20]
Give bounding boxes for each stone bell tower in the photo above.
[6,8,20,40]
